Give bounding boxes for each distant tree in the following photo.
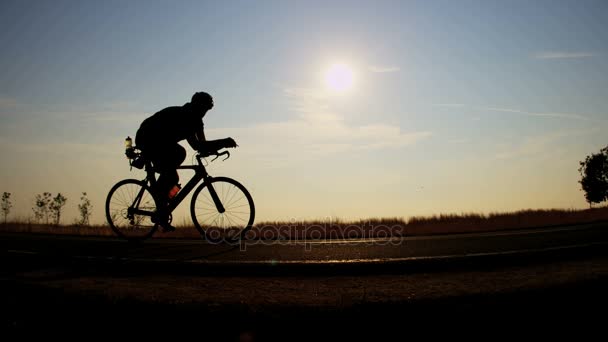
[32,192,52,224]
[49,193,67,225]
[1,192,12,224]
[579,146,608,207]
[77,192,92,226]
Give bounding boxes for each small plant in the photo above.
[77,192,92,226]
[1,192,12,224]
[32,192,52,224]
[49,193,67,225]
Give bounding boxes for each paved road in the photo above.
[3,222,608,338]
[2,222,607,268]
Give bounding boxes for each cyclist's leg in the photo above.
[154,144,186,200]
[150,144,186,231]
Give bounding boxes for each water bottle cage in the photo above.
[130,156,145,170]
[125,147,144,170]
[125,147,138,159]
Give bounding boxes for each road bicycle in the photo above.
[105,146,255,243]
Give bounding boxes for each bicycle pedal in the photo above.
[160,224,176,232]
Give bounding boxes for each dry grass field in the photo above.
[2,206,607,240]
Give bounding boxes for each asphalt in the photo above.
[2,223,608,339]
[1,222,607,272]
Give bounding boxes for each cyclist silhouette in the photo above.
[135,92,237,231]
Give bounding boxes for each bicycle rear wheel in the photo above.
[190,177,255,244]
[106,179,159,241]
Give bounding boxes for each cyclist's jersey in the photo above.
[136,103,204,147]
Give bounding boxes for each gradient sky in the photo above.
[1,0,607,224]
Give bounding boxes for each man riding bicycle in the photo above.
[135,91,237,232]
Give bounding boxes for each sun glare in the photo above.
[325,64,354,92]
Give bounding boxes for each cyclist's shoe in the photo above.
[151,211,175,232]
[159,222,176,233]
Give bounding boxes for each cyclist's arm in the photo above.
[187,125,206,150]
[189,124,236,154]
[196,126,206,143]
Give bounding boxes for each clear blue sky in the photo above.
[1,0,607,224]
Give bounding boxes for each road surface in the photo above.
[2,222,608,339]
[1,222,607,269]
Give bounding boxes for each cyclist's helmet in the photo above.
[191,92,214,110]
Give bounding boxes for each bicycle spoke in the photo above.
[223,213,235,228]
[223,186,240,208]
[210,214,220,227]
[226,214,245,227]
[226,195,245,209]
[198,204,214,213]
[225,203,249,209]
[223,182,232,205]
[117,190,128,208]
[225,210,250,215]
[198,193,215,207]
[226,210,248,221]
[200,199,215,209]
[197,212,219,220]
[126,185,133,205]
[124,186,133,205]
[219,182,226,204]
[224,183,236,206]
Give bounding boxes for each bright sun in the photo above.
[324,64,354,92]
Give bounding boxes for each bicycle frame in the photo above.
[141,154,226,215]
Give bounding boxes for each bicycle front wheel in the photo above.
[106,179,159,241]
[190,177,255,243]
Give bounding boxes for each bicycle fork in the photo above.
[206,182,226,213]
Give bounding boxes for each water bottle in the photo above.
[124,136,135,162]
[125,136,133,150]
[168,184,181,199]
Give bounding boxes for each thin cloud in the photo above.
[369,65,401,73]
[0,99,146,123]
[0,96,17,108]
[209,120,431,162]
[432,103,465,108]
[283,87,329,114]
[494,134,559,160]
[281,86,430,150]
[0,135,117,158]
[478,106,590,121]
[448,138,469,144]
[208,86,432,167]
[433,103,599,122]
[0,97,19,121]
[533,51,596,59]
[81,111,144,124]
[493,129,591,160]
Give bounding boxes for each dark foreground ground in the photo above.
[2,246,607,340]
